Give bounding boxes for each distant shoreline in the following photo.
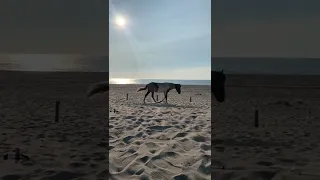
[211,57,320,75]
[1,70,320,87]
[2,69,320,76]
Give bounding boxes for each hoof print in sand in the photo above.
[191,135,206,142]
[109,84,211,179]
[42,171,85,180]
[69,162,87,168]
[173,174,189,180]
[123,136,135,144]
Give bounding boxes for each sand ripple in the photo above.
[109,84,211,180]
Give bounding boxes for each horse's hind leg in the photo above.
[143,91,150,103]
[151,92,157,103]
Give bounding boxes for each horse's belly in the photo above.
[156,86,168,93]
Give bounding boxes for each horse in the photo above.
[212,70,226,102]
[137,82,181,104]
[87,81,109,97]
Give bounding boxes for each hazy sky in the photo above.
[0,0,108,54]
[109,0,211,80]
[212,0,320,58]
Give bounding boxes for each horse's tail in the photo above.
[87,81,109,98]
[137,85,147,92]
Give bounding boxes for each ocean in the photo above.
[110,78,210,85]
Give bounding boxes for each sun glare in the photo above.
[110,78,135,84]
[114,15,127,28]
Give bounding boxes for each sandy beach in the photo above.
[0,71,108,180]
[212,75,320,180]
[109,84,211,180]
[3,71,320,180]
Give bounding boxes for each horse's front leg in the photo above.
[151,92,157,103]
[164,92,168,104]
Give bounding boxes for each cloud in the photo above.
[110,34,210,74]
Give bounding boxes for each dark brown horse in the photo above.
[212,70,226,102]
[87,81,109,97]
[137,82,181,104]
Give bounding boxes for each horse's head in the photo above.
[174,84,181,94]
[212,70,226,102]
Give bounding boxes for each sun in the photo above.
[110,78,135,84]
[114,15,127,28]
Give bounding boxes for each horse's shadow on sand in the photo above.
[132,102,197,108]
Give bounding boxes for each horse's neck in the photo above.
[212,72,219,81]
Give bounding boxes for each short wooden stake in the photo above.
[190,96,192,102]
[254,109,259,127]
[156,95,158,101]
[126,93,128,100]
[308,109,311,117]
[15,148,20,160]
[55,101,60,122]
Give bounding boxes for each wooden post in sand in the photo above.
[126,93,129,100]
[190,96,192,102]
[254,109,259,127]
[156,95,158,101]
[55,101,60,122]
[15,148,20,160]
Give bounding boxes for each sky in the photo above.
[0,1,108,72]
[109,0,211,80]
[212,0,320,58]
[212,0,320,74]
[0,0,108,54]
[2,1,318,75]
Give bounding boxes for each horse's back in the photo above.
[155,82,172,92]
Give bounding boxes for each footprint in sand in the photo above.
[69,162,87,168]
[173,132,188,139]
[256,161,274,166]
[148,125,172,131]
[43,171,85,180]
[123,136,135,144]
[173,174,189,180]
[1,175,23,180]
[200,144,211,151]
[191,135,207,142]
[139,156,150,164]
